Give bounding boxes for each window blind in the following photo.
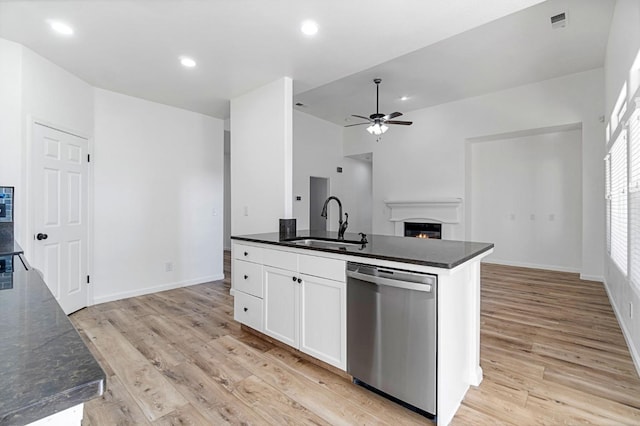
[611,130,628,275]
[605,154,611,255]
[629,107,640,289]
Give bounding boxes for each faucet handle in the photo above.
[358,232,368,243]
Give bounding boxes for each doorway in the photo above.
[32,123,89,314]
[309,177,329,231]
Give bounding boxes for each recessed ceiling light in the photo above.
[49,20,74,36]
[180,56,197,68]
[301,20,319,36]
[400,96,409,101]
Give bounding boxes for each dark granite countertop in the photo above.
[0,254,105,425]
[231,230,494,269]
[0,240,23,257]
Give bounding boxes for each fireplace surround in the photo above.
[385,198,463,240]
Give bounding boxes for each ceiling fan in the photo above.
[346,78,412,135]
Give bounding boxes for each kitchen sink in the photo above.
[286,238,364,248]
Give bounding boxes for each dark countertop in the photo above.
[231,230,494,269]
[0,253,105,424]
[0,239,23,257]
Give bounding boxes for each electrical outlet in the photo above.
[243,206,249,216]
[165,262,173,272]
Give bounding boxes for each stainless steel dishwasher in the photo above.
[347,262,437,416]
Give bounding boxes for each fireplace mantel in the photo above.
[384,198,463,239]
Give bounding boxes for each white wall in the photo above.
[603,0,640,376]
[0,38,94,249]
[344,68,605,279]
[230,77,293,235]
[93,89,224,303]
[0,39,22,239]
[224,131,231,250]
[293,110,372,235]
[471,129,582,272]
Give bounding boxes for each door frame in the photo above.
[27,116,94,309]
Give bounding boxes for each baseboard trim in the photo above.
[603,279,640,379]
[580,274,604,282]
[482,259,580,274]
[92,273,225,305]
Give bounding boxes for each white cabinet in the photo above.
[299,273,346,369]
[262,249,346,370]
[232,243,264,332]
[232,241,346,370]
[263,266,299,347]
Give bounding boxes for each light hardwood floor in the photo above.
[71,254,640,425]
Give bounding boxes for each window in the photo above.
[605,154,611,255]
[610,130,628,275]
[629,106,640,289]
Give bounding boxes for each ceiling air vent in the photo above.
[550,12,568,29]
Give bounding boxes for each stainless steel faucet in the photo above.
[320,196,349,239]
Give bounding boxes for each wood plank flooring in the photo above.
[70,254,640,425]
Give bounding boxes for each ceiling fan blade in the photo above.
[352,114,372,122]
[385,112,403,120]
[386,120,413,125]
[344,122,370,127]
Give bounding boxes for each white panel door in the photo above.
[33,123,88,314]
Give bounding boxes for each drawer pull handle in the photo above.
[243,307,248,312]
[244,251,248,256]
[244,275,248,279]
[297,278,302,283]
[292,276,297,282]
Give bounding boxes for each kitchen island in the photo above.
[231,230,493,425]
[0,244,105,425]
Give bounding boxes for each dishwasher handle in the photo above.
[347,269,433,293]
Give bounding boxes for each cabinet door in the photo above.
[299,274,346,370]
[263,266,299,348]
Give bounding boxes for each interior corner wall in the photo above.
[343,68,605,279]
[293,110,372,235]
[0,38,94,252]
[93,88,224,304]
[230,77,293,236]
[603,0,640,377]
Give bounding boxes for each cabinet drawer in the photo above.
[234,291,263,331]
[263,248,298,271]
[233,259,263,298]
[299,254,345,282]
[234,243,263,263]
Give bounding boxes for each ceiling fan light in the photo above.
[366,125,375,134]
[380,124,389,134]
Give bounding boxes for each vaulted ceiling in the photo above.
[0,0,614,122]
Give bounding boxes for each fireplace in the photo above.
[405,222,442,239]
[385,198,463,240]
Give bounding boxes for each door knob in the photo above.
[292,276,297,282]
[297,278,302,283]
[36,233,48,241]
[243,307,248,312]
[244,274,248,279]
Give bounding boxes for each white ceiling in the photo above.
[296,0,616,125]
[0,0,551,119]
